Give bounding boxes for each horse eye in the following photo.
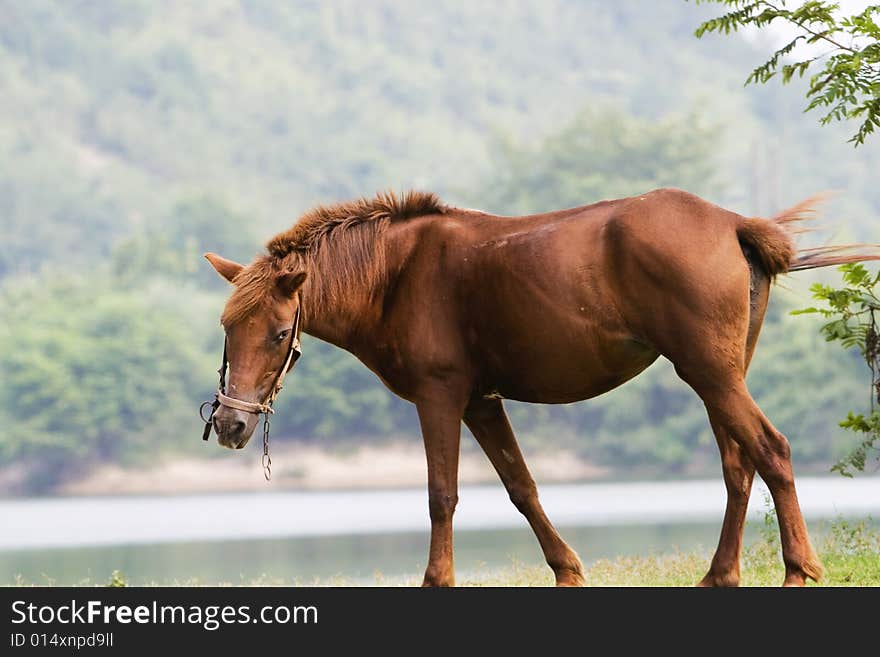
[275,329,290,343]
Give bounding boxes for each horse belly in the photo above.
[484,333,659,404]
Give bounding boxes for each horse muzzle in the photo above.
[213,407,258,449]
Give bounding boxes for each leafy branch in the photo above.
[792,263,880,474]
[694,1,880,145]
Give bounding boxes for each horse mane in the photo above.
[222,190,447,325]
[266,190,446,258]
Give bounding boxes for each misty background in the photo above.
[2,0,879,498]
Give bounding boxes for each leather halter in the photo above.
[200,299,303,441]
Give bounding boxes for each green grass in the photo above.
[458,518,880,587]
[458,549,879,587]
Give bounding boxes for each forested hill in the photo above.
[1,1,877,492]
[4,0,878,276]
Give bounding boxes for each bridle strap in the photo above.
[200,340,228,441]
[216,391,274,415]
[263,305,302,408]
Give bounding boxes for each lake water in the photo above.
[2,476,878,585]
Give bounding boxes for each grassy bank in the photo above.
[461,546,878,587]
[459,518,880,587]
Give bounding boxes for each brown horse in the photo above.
[204,188,877,587]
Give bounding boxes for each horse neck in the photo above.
[298,243,399,350]
[301,293,374,348]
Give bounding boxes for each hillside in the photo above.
[1,1,878,493]
[4,1,879,274]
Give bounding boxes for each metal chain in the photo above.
[261,407,273,481]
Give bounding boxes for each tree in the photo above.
[475,107,723,215]
[792,263,880,474]
[112,195,260,290]
[0,274,218,492]
[694,1,880,145]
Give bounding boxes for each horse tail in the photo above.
[736,195,880,278]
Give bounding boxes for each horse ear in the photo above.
[276,270,308,297]
[204,252,244,283]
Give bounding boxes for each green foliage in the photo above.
[0,274,217,492]
[793,263,880,475]
[271,336,413,441]
[474,108,723,215]
[112,195,260,289]
[106,570,127,588]
[744,493,781,568]
[695,1,880,145]
[0,0,770,279]
[825,517,880,555]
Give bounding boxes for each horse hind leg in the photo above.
[698,253,767,587]
[657,256,820,586]
[697,383,823,586]
[697,419,755,587]
[464,398,585,586]
[671,321,822,585]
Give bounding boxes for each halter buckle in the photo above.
[199,398,218,424]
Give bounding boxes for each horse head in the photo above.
[204,252,306,449]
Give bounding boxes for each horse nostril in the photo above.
[213,416,246,437]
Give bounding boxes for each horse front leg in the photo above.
[415,391,467,587]
[464,398,584,586]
